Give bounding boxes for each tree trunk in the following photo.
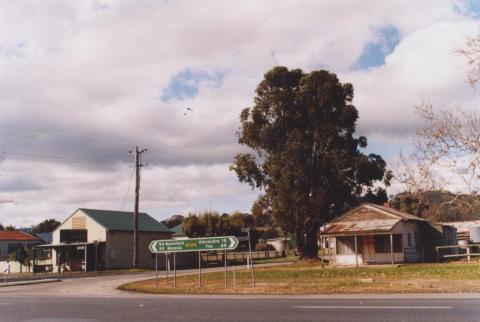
[295,227,305,259]
[303,223,319,259]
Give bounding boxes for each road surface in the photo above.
[0,269,479,321]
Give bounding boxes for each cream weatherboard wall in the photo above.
[52,209,107,244]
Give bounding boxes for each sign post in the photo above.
[224,249,227,288]
[242,228,256,287]
[232,261,236,291]
[198,252,201,287]
[3,260,10,285]
[165,253,169,283]
[149,236,239,289]
[173,252,176,288]
[155,253,158,288]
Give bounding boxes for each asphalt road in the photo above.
[0,269,479,322]
[1,294,480,322]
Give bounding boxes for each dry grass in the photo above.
[119,261,480,294]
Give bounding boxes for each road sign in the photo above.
[149,236,239,253]
[2,262,9,274]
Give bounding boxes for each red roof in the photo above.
[0,230,42,241]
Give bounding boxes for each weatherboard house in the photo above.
[34,209,173,272]
[321,203,445,265]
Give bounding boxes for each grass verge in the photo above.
[119,261,480,294]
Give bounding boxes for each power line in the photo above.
[167,176,247,210]
[120,167,135,210]
[3,152,116,163]
[3,149,248,211]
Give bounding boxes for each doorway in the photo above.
[363,236,375,263]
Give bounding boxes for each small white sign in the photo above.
[2,263,9,275]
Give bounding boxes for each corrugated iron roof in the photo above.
[322,219,400,235]
[0,230,42,241]
[78,209,172,233]
[321,203,424,236]
[368,204,425,221]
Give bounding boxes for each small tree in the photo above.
[30,219,60,234]
[182,214,206,238]
[161,214,185,229]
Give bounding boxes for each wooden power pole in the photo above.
[130,146,147,268]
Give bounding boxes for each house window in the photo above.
[60,230,87,243]
[407,233,412,247]
[7,243,23,255]
[374,234,402,253]
[336,236,363,255]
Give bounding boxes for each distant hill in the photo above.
[389,190,480,223]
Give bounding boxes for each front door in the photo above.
[363,236,375,263]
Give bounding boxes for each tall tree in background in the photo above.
[30,219,61,234]
[231,66,391,259]
[182,211,254,239]
[161,214,185,229]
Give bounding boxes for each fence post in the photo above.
[467,245,471,262]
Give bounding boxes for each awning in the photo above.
[321,219,400,236]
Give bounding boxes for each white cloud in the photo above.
[0,0,478,225]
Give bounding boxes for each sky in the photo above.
[0,0,480,227]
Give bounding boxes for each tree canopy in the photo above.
[181,211,261,248]
[182,211,252,238]
[231,66,391,258]
[30,219,60,234]
[390,190,480,222]
[161,214,185,229]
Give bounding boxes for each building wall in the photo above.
[332,221,421,265]
[52,210,107,244]
[335,252,407,265]
[104,231,172,269]
[0,240,43,257]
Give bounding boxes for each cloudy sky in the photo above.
[1,0,479,227]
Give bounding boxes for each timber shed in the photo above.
[321,203,438,265]
[34,209,173,272]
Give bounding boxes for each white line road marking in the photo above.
[294,306,452,310]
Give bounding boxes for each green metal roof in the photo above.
[78,209,172,233]
[171,223,186,236]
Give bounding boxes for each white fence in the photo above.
[435,244,480,262]
[0,260,32,274]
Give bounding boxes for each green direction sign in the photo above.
[149,236,239,253]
